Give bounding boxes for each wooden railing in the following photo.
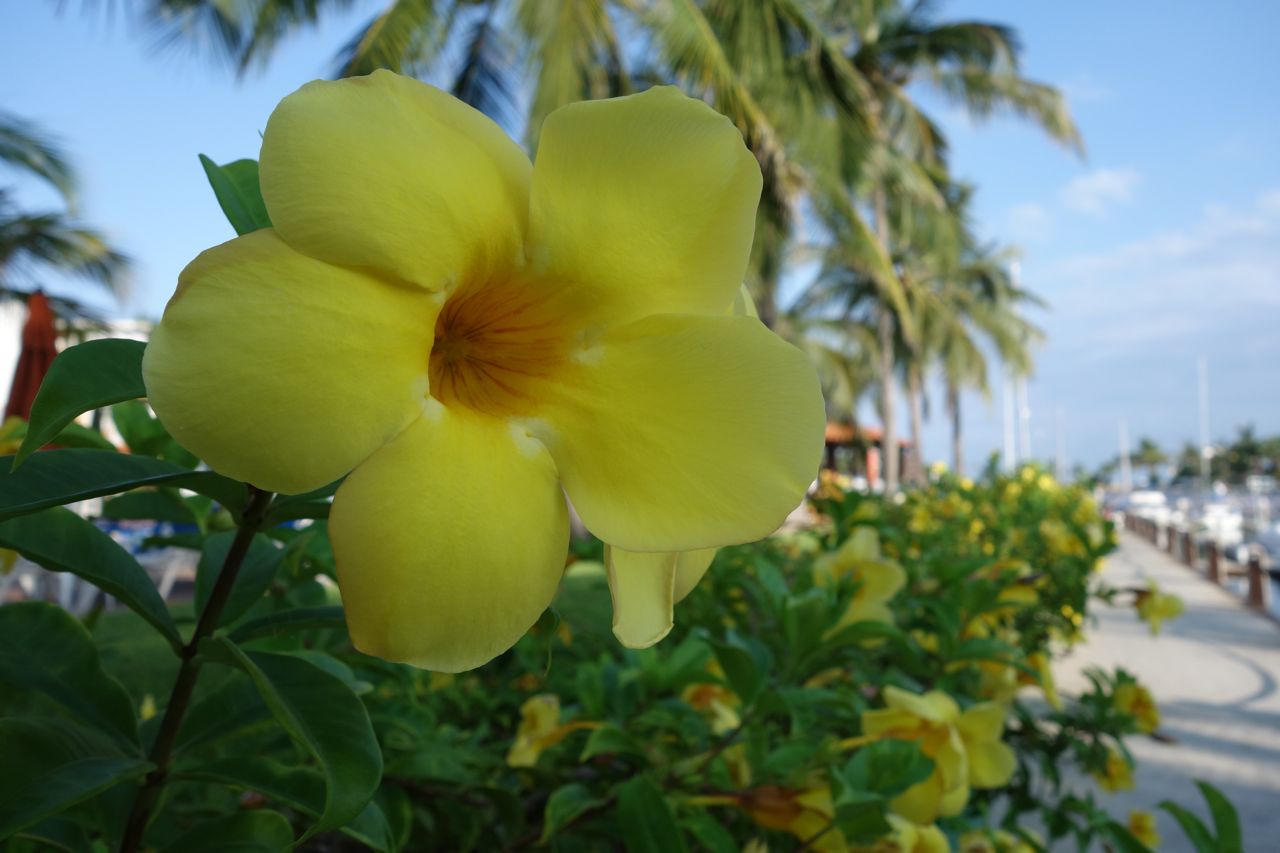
[1123,513,1273,613]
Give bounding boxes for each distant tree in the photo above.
[0,113,129,304]
[1132,437,1166,487]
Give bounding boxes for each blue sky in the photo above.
[3,1,1278,471]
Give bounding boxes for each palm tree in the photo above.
[0,113,129,303]
[121,0,883,329]
[807,0,1081,492]
[1133,437,1167,487]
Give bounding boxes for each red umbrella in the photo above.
[5,291,58,420]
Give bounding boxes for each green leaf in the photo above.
[706,632,769,704]
[0,718,150,839]
[201,637,383,840]
[228,606,348,644]
[842,739,934,799]
[194,532,284,627]
[14,339,146,467]
[101,489,197,525]
[1102,821,1157,853]
[783,588,829,661]
[680,812,737,853]
[616,776,687,853]
[163,810,294,853]
[1195,780,1243,853]
[199,155,272,236]
[174,674,271,754]
[579,724,646,763]
[540,783,604,843]
[11,816,92,852]
[828,784,890,844]
[180,757,394,852]
[0,602,140,747]
[265,479,341,525]
[1159,800,1217,852]
[0,508,181,647]
[0,449,247,519]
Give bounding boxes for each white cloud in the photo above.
[1060,167,1141,216]
[1042,188,1280,360]
[1006,202,1052,243]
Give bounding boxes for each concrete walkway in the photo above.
[1054,531,1280,852]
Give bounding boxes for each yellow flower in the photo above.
[1114,682,1159,733]
[860,687,1015,824]
[0,416,25,455]
[1127,810,1160,848]
[1092,747,1134,792]
[855,815,950,852]
[505,695,598,767]
[741,785,844,853]
[1135,583,1183,635]
[814,527,906,630]
[142,72,825,672]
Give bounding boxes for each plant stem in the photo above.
[119,486,274,853]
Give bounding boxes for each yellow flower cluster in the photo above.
[860,687,1016,824]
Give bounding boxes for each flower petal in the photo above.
[883,687,959,724]
[142,230,434,494]
[532,314,824,552]
[600,546,717,647]
[967,739,1016,789]
[260,70,531,291]
[674,549,718,601]
[604,546,677,649]
[330,406,569,672]
[527,87,761,326]
[957,702,1007,743]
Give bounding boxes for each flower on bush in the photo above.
[1127,810,1160,848]
[740,784,844,853]
[1113,680,1159,733]
[681,661,741,734]
[860,687,1015,824]
[505,694,599,767]
[1092,746,1134,792]
[854,815,949,853]
[813,527,906,630]
[142,71,825,671]
[959,828,1038,853]
[1135,582,1184,635]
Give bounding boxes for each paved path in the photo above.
[1054,531,1280,852]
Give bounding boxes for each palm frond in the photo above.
[332,0,443,78]
[0,113,77,206]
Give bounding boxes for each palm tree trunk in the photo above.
[871,186,898,493]
[906,365,925,484]
[947,382,963,474]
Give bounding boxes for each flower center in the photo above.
[428,280,570,417]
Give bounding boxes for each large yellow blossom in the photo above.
[860,687,1016,824]
[814,527,906,630]
[142,72,824,671]
[1113,682,1159,733]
